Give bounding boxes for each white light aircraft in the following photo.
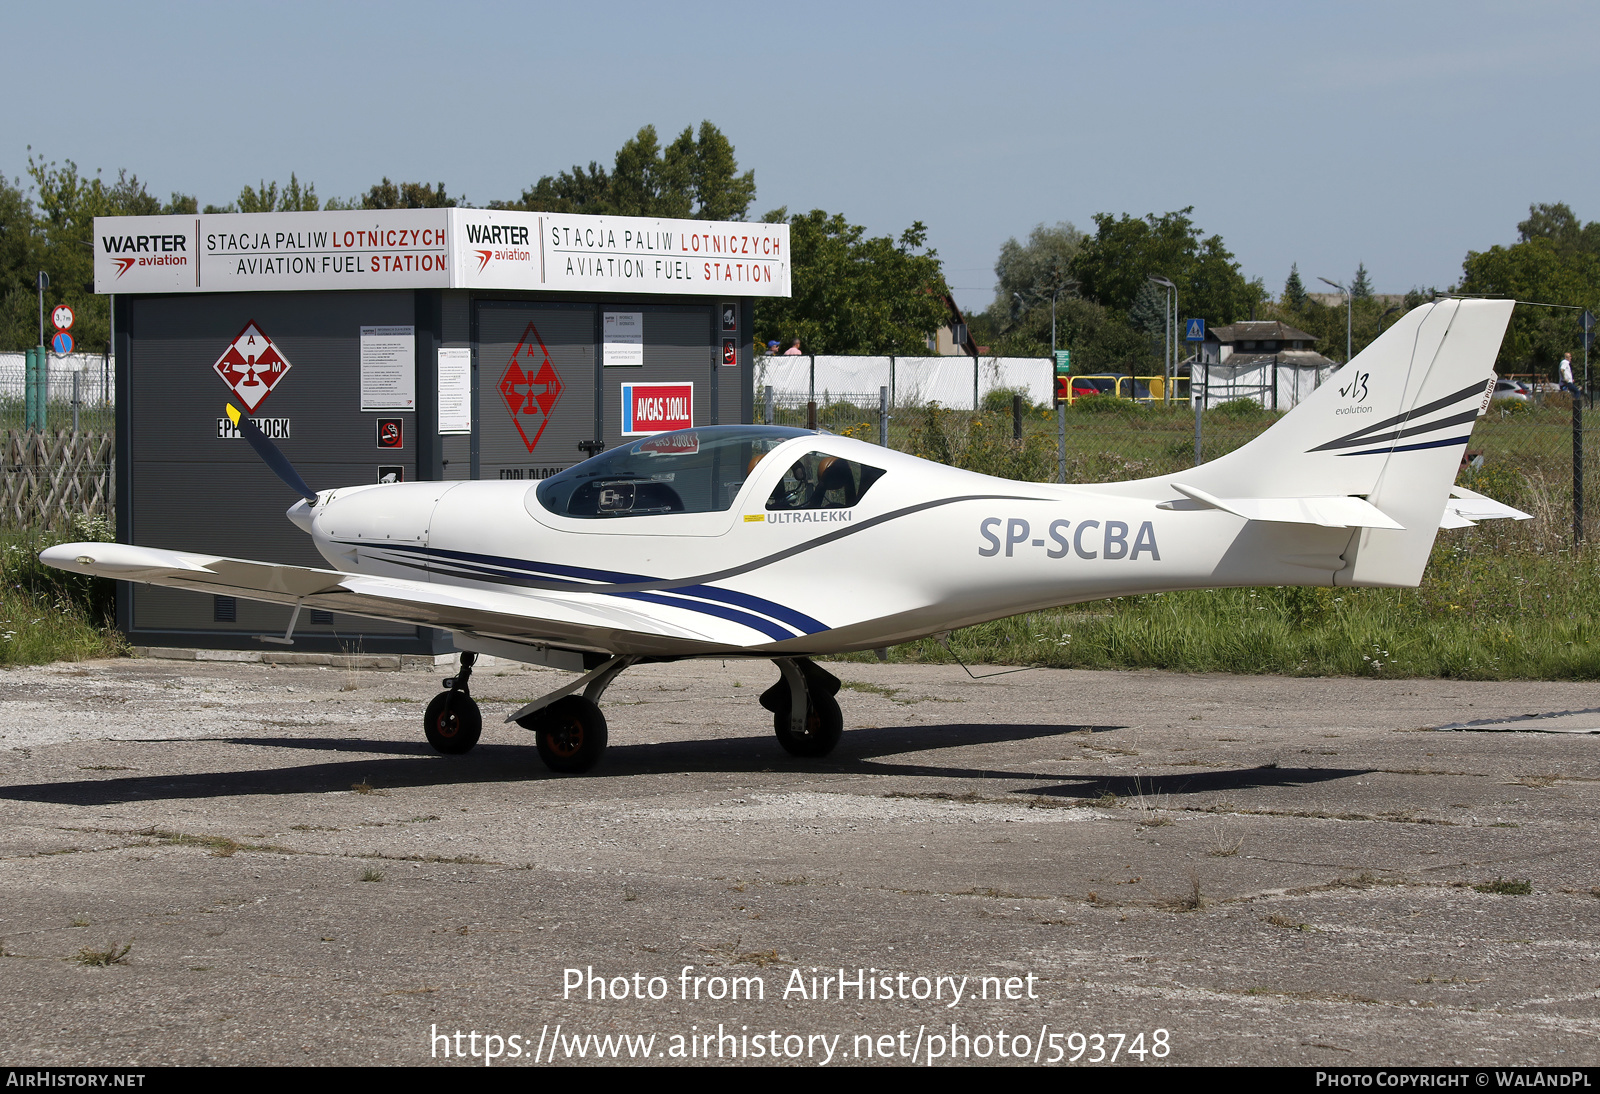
[43,299,1527,773]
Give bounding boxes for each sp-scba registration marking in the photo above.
[978,517,1161,560]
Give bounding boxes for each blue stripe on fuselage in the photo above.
[348,541,828,637]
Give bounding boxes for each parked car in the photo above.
[1490,378,1529,403]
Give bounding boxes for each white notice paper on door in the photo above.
[437,347,471,434]
[360,325,416,410]
[602,311,643,367]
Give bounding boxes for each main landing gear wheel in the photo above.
[424,691,482,754]
[523,695,608,774]
[761,659,844,758]
[772,689,842,758]
[424,651,481,755]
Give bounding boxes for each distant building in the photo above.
[1195,320,1333,368]
[929,296,988,356]
[1185,320,1337,410]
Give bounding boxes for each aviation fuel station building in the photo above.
[95,208,790,652]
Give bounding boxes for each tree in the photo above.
[1,157,182,352]
[0,171,44,352]
[1350,262,1373,301]
[1126,280,1167,339]
[502,122,755,221]
[1461,236,1600,370]
[991,222,1083,311]
[985,222,1090,355]
[675,121,757,222]
[1070,207,1255,328]
[205,173,322,214]
[1284,263,1307,308]
[243,174,319,212]
[1516,202,1600,257]
[753,208,948,355]
[1458,202,1600,370]
[359,178,454,209]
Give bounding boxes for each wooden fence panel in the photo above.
[0,430,114,529]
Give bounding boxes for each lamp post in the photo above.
[1378,304,1401,333]
[1318,276,1352,364]
[1148,275,1176,404]
[1021,272,1075,486]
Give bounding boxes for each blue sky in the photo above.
[10,0,1594,313]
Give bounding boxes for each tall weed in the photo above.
[0,519,125,666]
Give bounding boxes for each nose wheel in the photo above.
[424,652,482,754]
[761,658,843,758]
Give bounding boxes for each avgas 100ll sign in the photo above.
[94,210,790,298]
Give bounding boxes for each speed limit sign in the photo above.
[51,305,74,331]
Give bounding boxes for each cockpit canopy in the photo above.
[533,426,887,519]
[535,426,808,518]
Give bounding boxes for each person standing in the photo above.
[1559,352,1581,398]
[783,338,803,356]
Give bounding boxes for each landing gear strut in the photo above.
[424,651,482,754]
[761,657,843,758]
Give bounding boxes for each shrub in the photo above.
[1213,397,1264,418]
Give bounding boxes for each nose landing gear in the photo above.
[424,651,482,754]
[761,657,843,757]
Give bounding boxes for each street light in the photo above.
[1378,304,1401,333]
[1318,276,1352,364]
[1148,275,1176,404]
[1014,277,1072,358]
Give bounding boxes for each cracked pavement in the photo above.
[0,655,1597,1065]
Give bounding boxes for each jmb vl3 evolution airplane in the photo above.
[44,299,1528,774]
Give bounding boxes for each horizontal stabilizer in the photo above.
[1439,485,1533,528]
[1161,482,1404,529]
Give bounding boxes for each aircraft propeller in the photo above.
[225,403,317,503]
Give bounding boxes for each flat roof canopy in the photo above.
[94,208,790,299]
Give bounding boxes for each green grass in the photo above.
[826,399,1600,680]
[1473,878,1532,895]
[0,522,125,666]
[834,527,1600,680]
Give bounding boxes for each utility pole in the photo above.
[36,271,48,348]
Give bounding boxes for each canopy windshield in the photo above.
[534,426,813,519]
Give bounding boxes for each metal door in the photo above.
[474,301,596,481]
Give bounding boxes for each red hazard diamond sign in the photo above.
[212,321,291,413]
[499,322,563,453]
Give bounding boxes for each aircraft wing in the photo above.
[39,542,746,657]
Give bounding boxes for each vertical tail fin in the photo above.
[1176,299,1514,587]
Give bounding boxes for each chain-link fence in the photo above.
[0,353,115,528]
[0,352,116,433]
[754,354,1281,485]
[1463,391,1600,545]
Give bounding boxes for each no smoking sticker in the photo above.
[377,418,404,449]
